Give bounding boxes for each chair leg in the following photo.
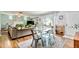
[41,39,44,47]
[35,40,38,48]
[31,39,34,47]
[31,39,38,48]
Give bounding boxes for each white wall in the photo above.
[65,11,79,37]
[54,11,79,38]
[55,11,66,26]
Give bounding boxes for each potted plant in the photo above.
[28,24,32,28]
[19,24,24,29]
[16,24,24,30]
[25,24,32,28]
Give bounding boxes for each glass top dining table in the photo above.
[34,26,55,48]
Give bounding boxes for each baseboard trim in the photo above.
[63,35,74,40]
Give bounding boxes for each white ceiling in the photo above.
[1,11,58,16]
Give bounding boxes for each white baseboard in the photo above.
[63,35,74,40]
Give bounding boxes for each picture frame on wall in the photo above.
[59,15,63,20]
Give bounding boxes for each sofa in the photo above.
[8,26,32,40]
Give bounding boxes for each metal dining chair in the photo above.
[31,29,44,48]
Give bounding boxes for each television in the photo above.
[27,21,34,25]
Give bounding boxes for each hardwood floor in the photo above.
[1,30,32,48]
[64,39,74,48]
[0,35,12,48]
[0,30,74,48]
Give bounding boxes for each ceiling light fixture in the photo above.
[16,12,23,17]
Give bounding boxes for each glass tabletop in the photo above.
[34,25,55,48]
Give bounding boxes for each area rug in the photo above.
[52,36,65,48]
[17,36,66,48]
[17,39,33,48]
